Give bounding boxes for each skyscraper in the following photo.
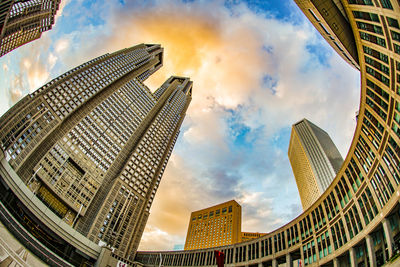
[288,118,343,210]
[184,200,242,250]
[0,43,192,263]
[0,0,61,57]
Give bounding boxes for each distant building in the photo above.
[184,200,242,250]
[183,200,267,250]
[137,1,400,266]
[288,119,343,210]
[0,0,61,57]
[241,232,267,242]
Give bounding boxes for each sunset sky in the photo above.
[0,0,361,250]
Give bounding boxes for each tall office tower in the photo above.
[0,43,192,262]
[0,0,61,57]
[288,119,343,210]
[184,200,242,250]
[294,0,359,69]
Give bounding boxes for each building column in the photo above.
[95,246,113,267]
[258,262,263,267]
[366,235,377,267]
[172,254,176,265]
[181,254,185,266]
[382,218,394,259]
[349,247,357,267]
[272,258,278,267]
[300,245,305,265]
[333,257,339,267]
[286,253,292,267]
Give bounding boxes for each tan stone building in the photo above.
[0,0,61,57]
[184,200,242,250]
[288,119,344,210]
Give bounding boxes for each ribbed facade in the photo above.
[136,1,400,267]
[0,43,192,262]
[289,119,344,210]
[0,0,61,57]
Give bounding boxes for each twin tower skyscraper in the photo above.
[0,44,192,262]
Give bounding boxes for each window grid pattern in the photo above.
[0,0,61,56]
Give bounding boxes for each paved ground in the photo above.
[0,220,46,267]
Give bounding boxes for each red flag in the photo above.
[214,250,225,267]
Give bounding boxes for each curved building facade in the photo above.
[136,1,400,267]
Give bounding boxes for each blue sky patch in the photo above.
[262,74,278,94]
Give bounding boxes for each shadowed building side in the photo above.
[294,0,359,70]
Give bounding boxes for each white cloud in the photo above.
[48,53,58,70]
[0,0,360,251]
[55,38,70,54]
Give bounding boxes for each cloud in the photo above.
[54,0,71,22]
[140,225,183,251]
[8,74,24,103]
[8,34,55,93]
[55,38,70,54]
[0,0,360,251]
[103,1,357,250]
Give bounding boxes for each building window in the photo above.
[380,0,393,9]
[348,0,373,5]
[387,17,399,29]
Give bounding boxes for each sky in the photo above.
[0,0,361,250]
